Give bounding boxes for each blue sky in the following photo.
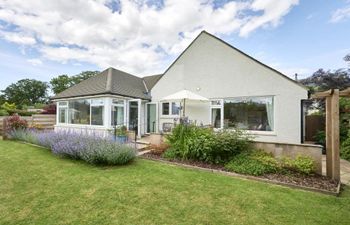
[0,0,349,91]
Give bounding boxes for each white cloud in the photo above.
[330,4,350,23]
[0,31,36,45]
[27,58,43,66]
[0,0,298,75]
[240,0,299,37]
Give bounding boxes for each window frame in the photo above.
[222,95,275,133]
[111,99,126,127]
[57,98,106,127]
[57,101,68,124]
[161,101,180,117]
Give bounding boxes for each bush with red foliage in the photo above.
[5,114,28,131]
[149,143,169,156]
[41,104,56,114]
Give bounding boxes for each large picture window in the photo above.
[224,96,274,131]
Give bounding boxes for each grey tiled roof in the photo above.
[143,74,163,90]
[52,68,161,100]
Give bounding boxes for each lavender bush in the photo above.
[8,129,39,145]
[8,129,137,166]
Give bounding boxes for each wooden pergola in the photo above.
[312,88,350,182]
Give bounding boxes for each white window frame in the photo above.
[111,99,126,127]
[57,101,68,124]
[90,98,105,126]
[209,99,224,129]
[161,101,180,117]
[222,95,275,134]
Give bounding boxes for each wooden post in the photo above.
[331,89,340,181]
[325,96,332,178]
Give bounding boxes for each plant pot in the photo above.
[113,135,128,144]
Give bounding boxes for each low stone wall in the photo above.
[253,141,323,174]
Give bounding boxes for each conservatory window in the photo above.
[68,99,90,125]
[111,99,125,126]
[223,96,274,131]
[91,98,104,126]
[58,101,68,124]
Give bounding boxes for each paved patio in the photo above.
[322,155,350,184]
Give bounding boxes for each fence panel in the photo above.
[305,115,325,142]
[0,114,56,135]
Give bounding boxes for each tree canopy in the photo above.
[299,54,350,93]
[1,79,48,107]
[50,71,99,95]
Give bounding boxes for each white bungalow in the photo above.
[52,31,308,144]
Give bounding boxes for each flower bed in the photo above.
[8,129,137,166]
[144,124,339,194]
[142,152,339,193]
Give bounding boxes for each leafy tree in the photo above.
[50,71,99,94]
[0,94,5,106]
[344,54,350,63]
[299,68,350,93]
[50,75,73,95]
[71,71,99,84]
[1,79,48,107]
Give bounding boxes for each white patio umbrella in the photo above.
[160,90,209,117]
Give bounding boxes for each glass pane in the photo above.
[211,108,221,128]
[91,98,104,105]
[112,99,124,105]
[224,97,274,131]
[162,103,169,115]
[129,101,138,130]
[59,108,67,123]
[111,105,124,126]
[58,101,68,107]
[171,102,180,115]
[91,106,104,125]
[68,99,90,125]
[147,104,156,133]
[211,100,221,106]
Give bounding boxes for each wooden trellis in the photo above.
[312,88,350,182]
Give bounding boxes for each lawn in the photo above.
[0,141,349,225]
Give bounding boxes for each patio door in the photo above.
[146,103,157,133]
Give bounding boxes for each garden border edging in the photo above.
[141,156,341,196]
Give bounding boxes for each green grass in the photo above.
[0,141,350,225]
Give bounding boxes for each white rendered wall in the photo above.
[151,32,308,144]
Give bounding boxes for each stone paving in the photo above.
[322,155,350,184]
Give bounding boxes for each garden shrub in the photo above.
[0,109,9,116]
[162,148,178,159]
[225,150,280,176]
[166,124,252,164]
[281,155,315,175]
[225,149,316,176]
[8,129,136,166]
[8,129,38,144]
[149,143,169,156]
[341,131,350,161]
[5,115,28,130]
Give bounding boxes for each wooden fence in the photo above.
[0,114,56,135]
